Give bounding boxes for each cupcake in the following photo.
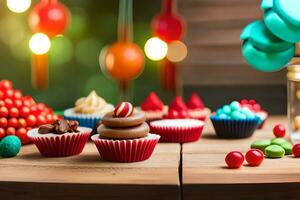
[91,102,160,162]
[64,90,114,129]
[166,96,190,119]
[137,92,168,122]
[28,119,91,157]
[240,99,268,129]
[211,101,260,139]
[186,93,211,121]
[150,119,204,143]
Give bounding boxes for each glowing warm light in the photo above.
[29,33,51,55]
[167,40,188,63]
[144,37,168,61]
[7,0,31,13]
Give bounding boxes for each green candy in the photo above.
[280,142,293,155]
[222,105,231,114]
[251,139,271,151]
[265,145,285,158]
[0,136,21,158]
[230,101,240,111]
[271,138,286,145]
[231,110,241,120]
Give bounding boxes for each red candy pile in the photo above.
[0,80,58,144]
[240,99,262,112]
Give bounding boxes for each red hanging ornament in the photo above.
[28,0,70,90]
[29,0,69,38]
[151,0,185,43]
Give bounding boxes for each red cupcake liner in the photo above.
[150,121,204,143]
[91,134,160,162]
[257,118,267,129]
[28,130,91,157]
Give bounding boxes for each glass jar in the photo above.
[287,57,300,143]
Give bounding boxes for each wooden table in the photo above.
[0,142,180,200]
[182,116,300,200]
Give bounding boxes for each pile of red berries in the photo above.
[0,80,58,144]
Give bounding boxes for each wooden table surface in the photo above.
[0,142,180,200]
[182,116,300,200]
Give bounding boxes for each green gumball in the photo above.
[0,136,21,158]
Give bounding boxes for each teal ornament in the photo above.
[0,136,21,158]
[241,20,295,72]
[262,0,300,42]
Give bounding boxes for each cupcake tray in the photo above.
[0,142,180,200]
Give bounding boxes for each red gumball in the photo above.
[37,115,47,126]
[0,128,5,140]
[6,127,16,136]
[0,91,3,100]
[9,107,19,118]
[245,149,264,166]
[114,102,134,118]
[13,90,22,99]
[16,128,28,144]
[29,0,70,38]
[3,89,14,99]
[45,113,53,123]
[14,99,23,108]
[293,144,300,157]
[273,124,286,138]
[0,80,13,90]
[18,118,27,128]
[0,107,8,117]
[26,115,37,127]
[0,118,7,128]
[8,118,18,128]
[20,106,31,118]
[0,100,5,107]
[225,151,244,169]
[4,98,13,108]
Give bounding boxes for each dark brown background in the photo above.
[180,0,287,114]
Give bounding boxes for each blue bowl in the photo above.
[210,116,260,139]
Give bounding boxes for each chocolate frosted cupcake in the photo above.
[91,102,160,162]
[64,90,114,129]
[28,119,91,157]
[136,92,168,122]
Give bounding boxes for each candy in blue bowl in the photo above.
[211,101,260,139]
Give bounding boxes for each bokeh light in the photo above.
[29,33,51,55]
[167,40,188,63]
[144,37,168,61]
[7,0,31,13]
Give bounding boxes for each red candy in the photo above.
[186,93,205,109]
[292,144,300,157]
[141,92,164,111]
[245,149,264,166]
[0,80,57,144]
[273,124,286,138]
[114,102,134,118]
[225,151,244,169]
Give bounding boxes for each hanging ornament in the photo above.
[151,0,185,43]
[100,0,144,101]
[28,0,70,90]
[29,0,69,38]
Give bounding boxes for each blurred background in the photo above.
[0,0,286,113]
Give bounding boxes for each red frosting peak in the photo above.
[169,96,188,111]
[141,92,164,111]
[186,93,204,109]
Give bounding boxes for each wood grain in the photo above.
[178,0,286,87]
[0,142,180,200]
[182,116,300,200]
